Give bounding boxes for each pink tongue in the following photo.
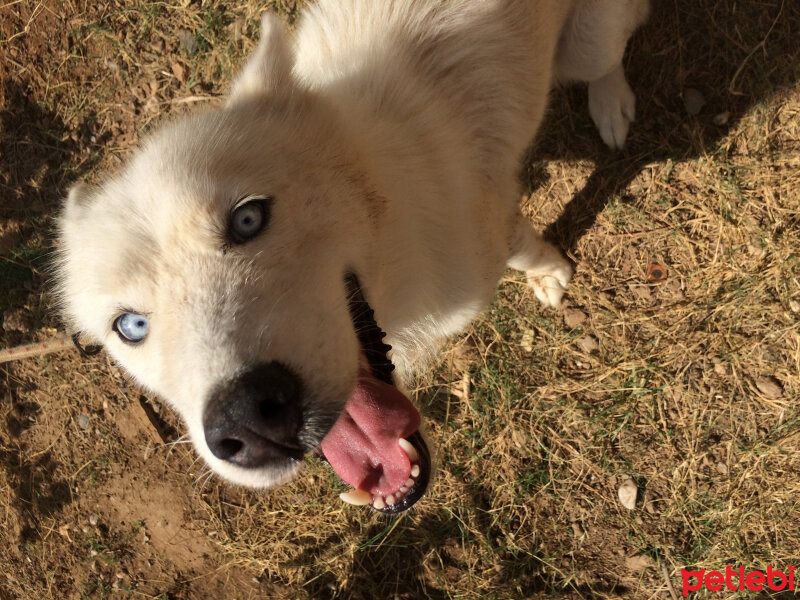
[320,368,420,496]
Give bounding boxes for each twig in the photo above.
[659,554,680,600]
[0,333,74,364]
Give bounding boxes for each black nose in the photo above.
[203,362,304,467]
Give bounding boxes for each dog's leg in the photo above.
[556,0,649,149]
[587,63,636,150]
[507,216,572,309]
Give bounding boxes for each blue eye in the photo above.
[230,198,270,243]
[115,312,149,343]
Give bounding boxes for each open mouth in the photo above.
[318,273,430,514]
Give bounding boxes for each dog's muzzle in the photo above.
[203,362,306,467]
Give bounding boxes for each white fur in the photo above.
[56,0,647,489]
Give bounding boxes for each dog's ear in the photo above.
[64,182,94,215]
[228,13,294,106]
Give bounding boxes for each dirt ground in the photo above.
[1,1,798,599]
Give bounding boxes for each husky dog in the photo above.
[56,0,648,513]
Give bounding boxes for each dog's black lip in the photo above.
[372,430,430,515]
[339,271,430,513]
[344,272,394,384]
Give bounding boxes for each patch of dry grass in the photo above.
[1,1,798,598]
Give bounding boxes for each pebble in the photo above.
[578,335,599,353]
[78,413,90,430]
[755,375,783,399]
[713,111,730,125]
[618,477,638,510]
[171,61,186,84]
[177,29,198,55]
[563,308,588,328]
[630,284,652,301]
[683,88,706,115]
[625,554,654,572]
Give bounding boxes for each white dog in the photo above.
[56,0,648,513]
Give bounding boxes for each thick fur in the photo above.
[56,0,648,489]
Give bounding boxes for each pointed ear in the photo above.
[64,182,94,217]
[228,13,294,106]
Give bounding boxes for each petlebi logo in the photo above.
[681,565,796,596]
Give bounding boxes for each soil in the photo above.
[1,1,799,599]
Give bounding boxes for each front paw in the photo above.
[527,262,572,309]
[588,66,636,150]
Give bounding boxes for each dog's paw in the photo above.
[588,65,636,150]
[527,261,573,309]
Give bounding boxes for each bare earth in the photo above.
[1,1,798,599]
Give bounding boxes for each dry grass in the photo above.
[1,1,798,598]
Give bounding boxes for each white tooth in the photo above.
[385,494,396,506]
[398,438,420,463]
[406,478,415,488]
[372,496,386,510]
[410,464,420,478]
[339,489,372,506]
[399,486,408,494]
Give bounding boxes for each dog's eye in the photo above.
[114,312,149,344]
[230,197,270,243]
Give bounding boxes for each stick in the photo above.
[0,333,75,364]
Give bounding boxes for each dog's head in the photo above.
[56,15,428,512]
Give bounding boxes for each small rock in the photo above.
[578,335,599,353]
[713,361,727,377]
[713,111,730,125]
[618,477,638,510]
[716,462,728,475]
[645,500,657,515]
[755,376,783,399]
[789,300,800,313]
[571,521,585,537]
[88,515,98,526]
[78,413,90,430]
[57,523,72,540]
[663,278,684,298]
[630,284,652,301]
[684,88,706,115]
[171,61,185,84]
[625,554,654,572]
[563,308,587,328]
[177,29,198,55]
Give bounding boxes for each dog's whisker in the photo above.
[194,467,214,488]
